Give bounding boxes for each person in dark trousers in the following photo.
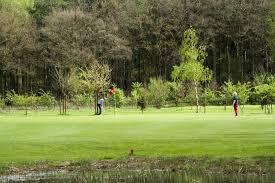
[97,94,104,115]
[233,92,238,117]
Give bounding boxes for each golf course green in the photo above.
[0,106,274,167]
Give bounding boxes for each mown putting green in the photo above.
[0,106,274,166]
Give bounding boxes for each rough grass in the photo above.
[0,106,274,172]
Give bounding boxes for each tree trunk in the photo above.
[94,91,98,115]
[59,96,62,115]
[63,96,65,115]
[213,49,217,82]
[0,71,3,96]
[25,104,28,116]
[227,45,231,81]
[64,95,67,114]
[194,81,199,113]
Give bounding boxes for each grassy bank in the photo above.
[1,157,275,176]
[0,106,274,174]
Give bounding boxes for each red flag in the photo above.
[109,86,116,96]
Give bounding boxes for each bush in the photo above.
[147,78,169,109]
[37,91,56,108]
[4,90,56,112]
[167,82,184,106]
[137,88,148,112]
[109,88,126,108]
[254,74,275,86]
[184,91,198,106]
[200,88,216,106]
[255,83,275,113]
[222,81,251,107]
[10,93,36,115]
[5,90,15,106]
[0,97,4,109]
[13,94,38,109]
[71,93,91,108]
[130,82,143,107]
[4,90,35,109]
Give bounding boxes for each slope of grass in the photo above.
[0,106,274,168]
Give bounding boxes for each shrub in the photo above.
[255,83,275,114]
[130,82,143,107]
[137,88,148,112]
[12,94,36,115]
[200,88,216,106]
[167,82,184,106]
[5,90,15,106]
[71,93,91,108]
[222,81,251,107]
[184,91,198,106]
[37,91,56,108]
[109,88,126,108]
[13,94,38,109]
[0,97,4,109]
[147,78,169,109]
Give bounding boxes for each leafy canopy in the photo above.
[172,28,211,83]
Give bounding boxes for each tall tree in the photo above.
[172,29,212,113]
[0,9,36,95]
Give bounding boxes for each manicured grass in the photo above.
[0,106,274,166]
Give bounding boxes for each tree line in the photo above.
[0,27,274,115]
[0,0,274,100]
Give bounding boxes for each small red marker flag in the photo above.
[109,86,116,96]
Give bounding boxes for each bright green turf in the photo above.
[0,106,274,165]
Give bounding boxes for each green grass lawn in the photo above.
[0,106,274,166]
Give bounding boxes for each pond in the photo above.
[1,170,275,183]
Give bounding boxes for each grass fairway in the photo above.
[0,106,274,167]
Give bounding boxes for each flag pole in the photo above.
[114,92,116,116]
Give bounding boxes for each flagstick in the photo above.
[114,92,116,116]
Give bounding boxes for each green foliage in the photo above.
[222,81,251,106]
[0,97,4,109]
[5,90,15,106]
[130,82,143,107]
[12,94,34,108]
[254,74,275,86]
[37,91,56,108]
[6,92,37,115]
[0,0,34,12]
[178,28,206,64]
[167,82,184,106]
[30,0,68,25]
[255,83,275,113]
[137,88,148,112]
[130,82,148,111]
[172,61,212,84]
[4,90,56,110]
[78,63,111,95]
[172,30,212,83]
[72,93,91,108]
[201,88,216,106]
[109,88,126,108]
[147,78,169,109]
[271,0,275,65]
[172,28,212,113]
[0,0,272,102]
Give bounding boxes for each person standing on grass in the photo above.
[97,94,104,115]
[233,92,238,117]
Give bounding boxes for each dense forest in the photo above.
[0,0,274,96]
